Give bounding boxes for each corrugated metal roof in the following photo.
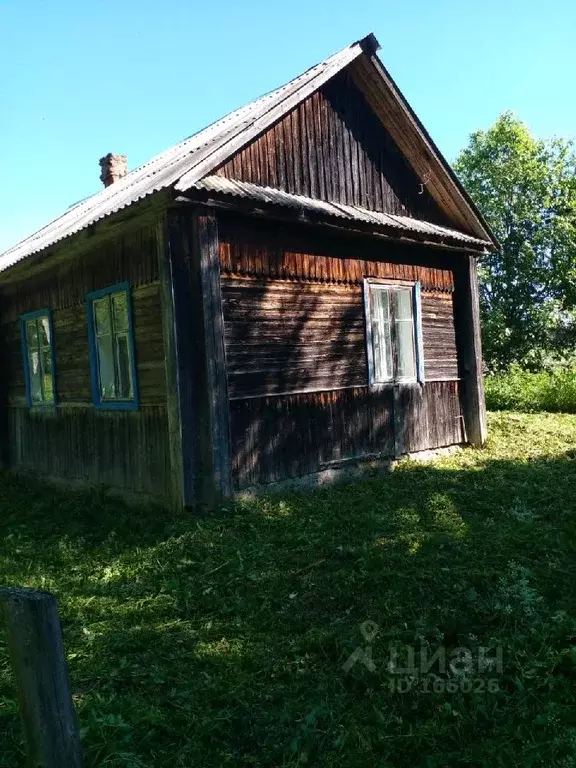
[0,31,495,274]
[193,176,490,248]
[0,38,370,273]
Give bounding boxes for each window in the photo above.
[364,281,425,384]
[20,310,56,407]
[86,283,139,410]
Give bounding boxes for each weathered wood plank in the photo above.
[221,270,460,398]
[6,406,171,498]
[215,70,448,224]
[0,587,83,768]
[454,255,487,447]
[157,213,188,508]
[229,386,396,488]
[193,212,233,500]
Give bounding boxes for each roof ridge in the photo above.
[0,36,369,270]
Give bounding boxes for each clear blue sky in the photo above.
[1,0,575,253]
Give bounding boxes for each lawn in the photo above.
[2,412,576,767]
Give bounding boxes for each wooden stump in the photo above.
[0,587,83,767]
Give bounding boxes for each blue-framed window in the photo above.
[86,283,139,410]
[363,280,425,385]
[20,309,57,408]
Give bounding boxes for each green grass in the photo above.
[2,412,576,767]
[486,367,576,413]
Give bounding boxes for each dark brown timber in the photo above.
[454,254,487,447]
[218,215,466,488]
[0,36,492,503]
[158,212,189,507]
[0,587,83,768]
[0,223,172,500]
[191,211,233,502]
[216,70,449,225]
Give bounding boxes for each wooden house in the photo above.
[0,34,496,508]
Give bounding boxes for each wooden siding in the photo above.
[223,277,459,398]
[216,70,447,224]
[0,224,159,322]
[7,406,170,498]
[223,277,366,398]
[219,221,460,399]
[220,216,464,489]
[230,381,464,489]
[0,222,171,499]
[218,216,454,290]
[2,283,166,407]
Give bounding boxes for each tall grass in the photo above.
[485,366,576,413]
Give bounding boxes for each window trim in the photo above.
[20,308,57,409]
[363,279,425,386]
[86,282,140,411]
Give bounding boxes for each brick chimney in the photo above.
[99,153,128,187]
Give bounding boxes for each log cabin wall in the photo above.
[215,70,449,226]
[0,223,172,499]
[218,216,465,489]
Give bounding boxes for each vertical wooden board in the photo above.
[6,406,171,498]
[228,387,397,489]
[453,256,487,447]
[157,213,188,507]
[215,70,448,223]
[400,383,429,454]
[194,212,233,500]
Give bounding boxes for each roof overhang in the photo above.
[181,176,491,254]
[348,54,499,249]
[0,33,498,276]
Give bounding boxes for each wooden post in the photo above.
[0,587,83,768]
[157,212,195,508]
[163,206,233,508]
[456,254,487,447]
[194,213,232,497]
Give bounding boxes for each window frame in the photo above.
[20,308,57,409]
[363,279,425,386]
[86,282,140,411]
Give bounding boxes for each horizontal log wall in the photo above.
[223,276,459,398]
[216,70,447,224]
[0,223,171,499]
[219,216,464,488]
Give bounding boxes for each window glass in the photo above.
[395,289,413,321]
[97,333,116,400]
[367,284,419,384]
[370,288,393,381]
[94,296,112,335]
[39,316,51,346]
[29,349,43,404]
[41,347,54,398]
[115,335,133,399]
[89,286,137,407]
[396,319,416,379]
[21,312,56,406]
[112,293,129,332]
[394,289,416,380]
[26,318,38,347]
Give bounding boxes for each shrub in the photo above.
[485,366,576,413]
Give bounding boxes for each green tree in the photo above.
[454,112,576,371]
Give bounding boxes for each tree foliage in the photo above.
[454,112,576,371]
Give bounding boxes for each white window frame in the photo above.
[363,279,425,386]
